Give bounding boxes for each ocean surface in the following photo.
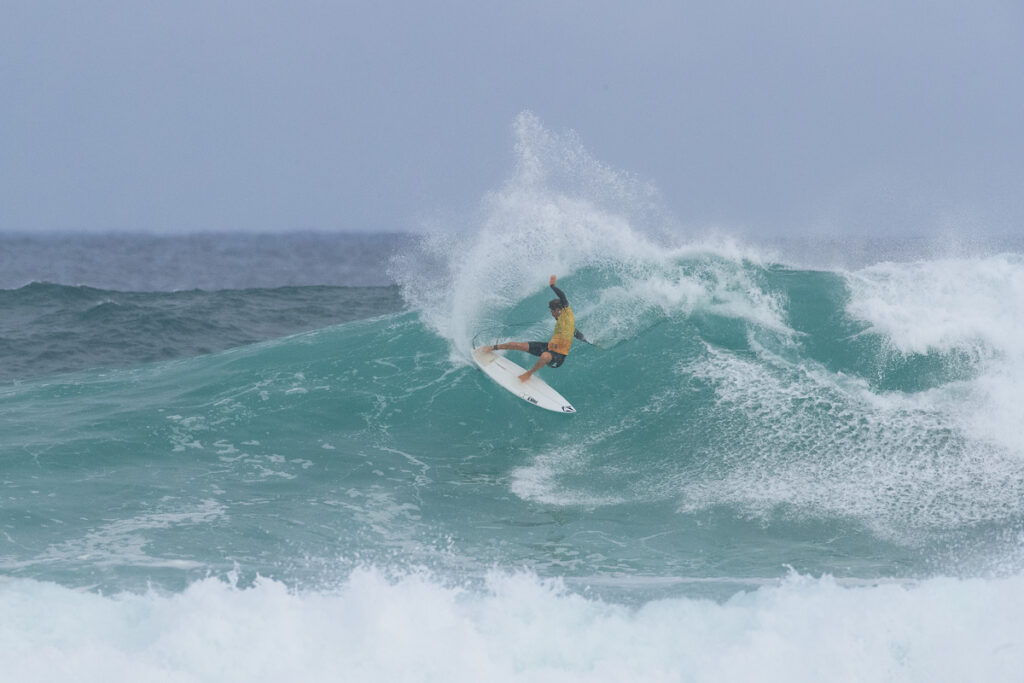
[3,228,1023,682]
[3,125,1024,679]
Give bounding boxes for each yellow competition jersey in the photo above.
[548,306,575,355]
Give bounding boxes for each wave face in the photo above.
[8,252,1024,589]
[3,116,1024,680]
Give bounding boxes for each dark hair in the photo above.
[548,299,563,311]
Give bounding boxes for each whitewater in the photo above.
[3,114,1024,681]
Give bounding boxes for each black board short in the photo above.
[527,341,567,368]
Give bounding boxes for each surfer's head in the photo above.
[548,299,563,317]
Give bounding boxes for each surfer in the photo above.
[487,275,587,381]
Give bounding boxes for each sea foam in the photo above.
[2,569,1022,683]
[846,254,1024,455]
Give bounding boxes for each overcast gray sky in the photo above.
[2,0,1022,237]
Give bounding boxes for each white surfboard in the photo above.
[472,347,576,414]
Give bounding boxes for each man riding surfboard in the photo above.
[486,275,587,381]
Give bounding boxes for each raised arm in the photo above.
[549,275,569,308]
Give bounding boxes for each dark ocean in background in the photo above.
[0,233,407,381]
[3,117,1024,681]
[0,232,407,290]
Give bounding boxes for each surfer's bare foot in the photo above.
[518,372,532,382]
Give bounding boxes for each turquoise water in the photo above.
[4,250,1023,588]
[3,237,1024,680]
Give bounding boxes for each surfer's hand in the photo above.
[550,275,556,286]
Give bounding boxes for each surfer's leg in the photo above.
[519,352,551,381]
[491,342,530,352]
